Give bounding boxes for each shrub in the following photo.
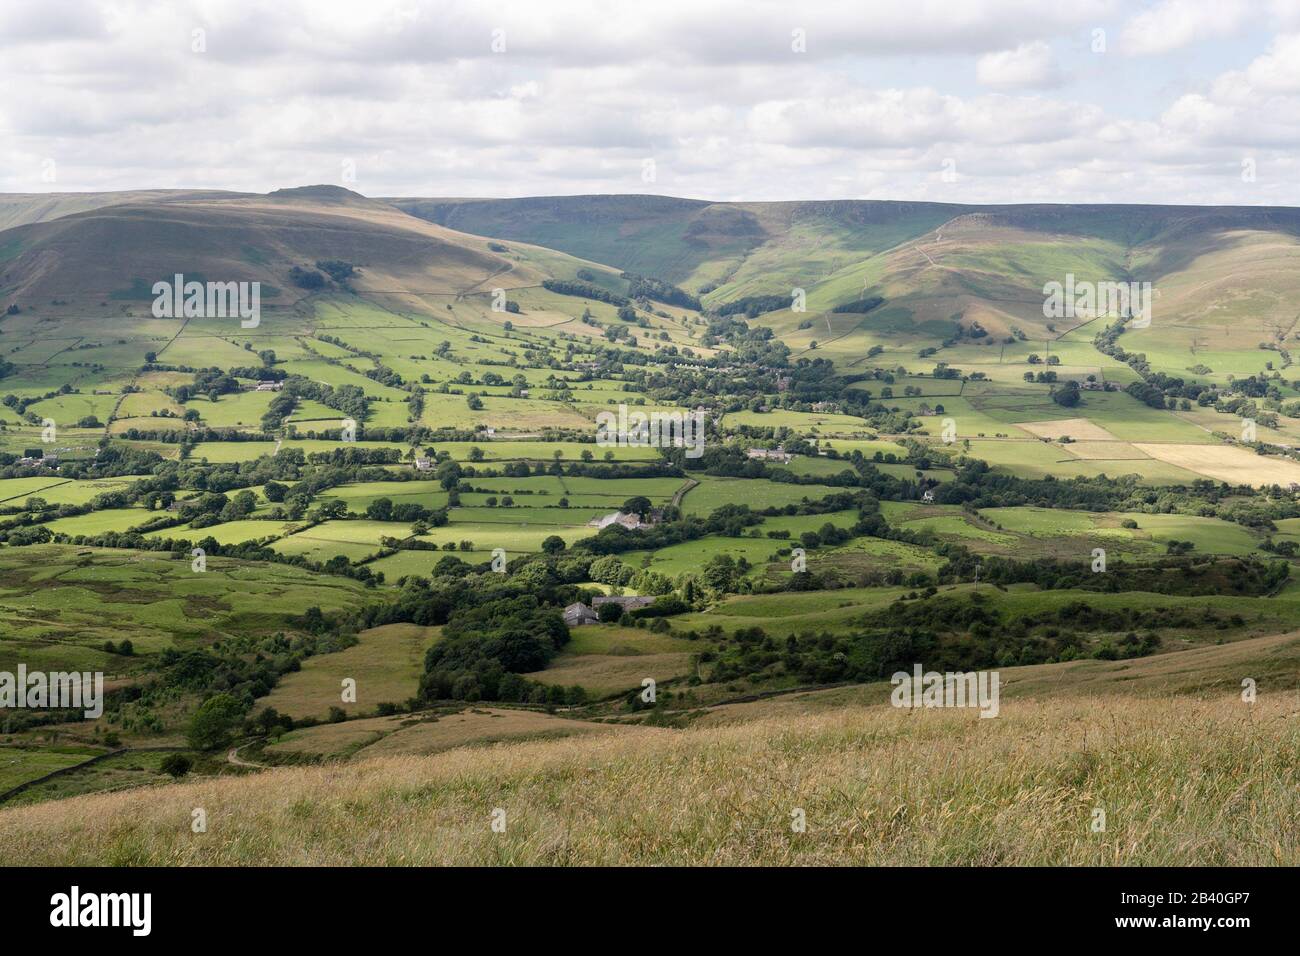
[160,754,193,779]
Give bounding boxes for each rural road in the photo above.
[226,744,264,768]
[671,478,699,508]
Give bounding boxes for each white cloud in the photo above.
[1120,0,1252,56]
[976,42,1064,89]
[0,0,1297,206]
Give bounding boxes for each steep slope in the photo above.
[0,189,243,231]
[7,187,1300,383]
[0,187,612,312]
[393,197,1300,357]
[392,194,719,286]
[391,194,962,295]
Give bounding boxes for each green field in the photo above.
[4,184,1300,849]
[0,545,369,670]
[262,623,439,719]
[680,477,846,516]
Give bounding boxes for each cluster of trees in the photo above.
[161,618,357,749]
[363,497,448,525]
[289,261,358,291]
[937,549,1289,597]
[715,294,791,318]
[541,278,629,307]
[704,587,1243,689]
[262,376,369,430]
[829,296,883,314]
[621,272,701,309]
[419,595,569,701]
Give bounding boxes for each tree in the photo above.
[160,754,193,779]
[597,601,623,623]
[632,569,673,595]
[366,497,394,521]
[702,553,738,593]
[622,495,652,517]
[541,535,566,554]
[590,555,630,585]
[1052,382,1082,408]
[187,693,245,751]
[226,489,257,519]
[514,561,554,590]
[435,459,463,490]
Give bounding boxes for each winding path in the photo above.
[226,743,265,768]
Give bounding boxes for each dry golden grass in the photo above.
[1063,441,1152,461]
[1135,442,1300,486]
[266,707,625,759]
[1,692,1295,865]
[1020,418,1120,441]
[694,632,1300,726]
[524,651,694,696]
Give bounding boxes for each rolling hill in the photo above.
[394,195,1300,381]
[7,188,1300,386]
[3,185,1300,482]
[0,186,618,314]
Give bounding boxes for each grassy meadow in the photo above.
[2,689,1294,865]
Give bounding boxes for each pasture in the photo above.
[262,623,439,720]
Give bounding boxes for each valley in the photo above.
[0,187,1298,865]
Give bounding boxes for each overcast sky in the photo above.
[3,0,1300,204]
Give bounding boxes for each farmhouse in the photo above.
[746,446,793,463]
[17,454,58,467]
[589,510,648,530]
[413,457,434,471]
[562,602,599,626]
[253,380,282,392]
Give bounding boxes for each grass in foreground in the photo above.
[0,692,1294,865]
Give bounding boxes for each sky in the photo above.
[3,0,1300,205]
